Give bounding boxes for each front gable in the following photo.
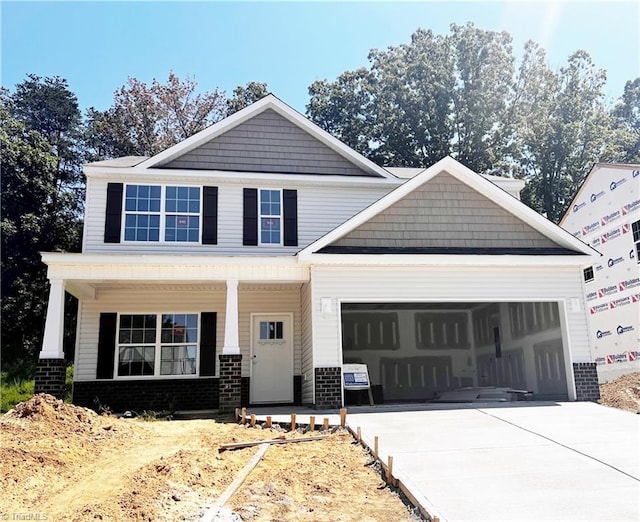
[328,172,560,251]
[300,157,597,257]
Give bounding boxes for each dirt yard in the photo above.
[3,375,638,521]
[0,395,418,521]
[598,371,640,413]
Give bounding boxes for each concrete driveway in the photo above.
[346,402,640,521]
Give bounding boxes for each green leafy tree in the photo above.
[516,44,616,222]
[367,28,454,167]
[1,92,81,366]
[307,25,517,170]
[227,81,269,115]
[449,23,517,174]
[308,68,378,157]
[611,78,640,163]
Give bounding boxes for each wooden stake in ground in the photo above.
[250,414,256,427]
[290,413,296,431]
[266,416,272,429]
[357,426,362,443]
[374,436,379,459]
[387,455,395,486]
[323,417,329,430]
[340,408,347,428]
[309,415,315,432]
[241,407,247,425]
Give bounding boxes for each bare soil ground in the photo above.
[0,395,418,521]
[598,371,640,413]
[3,376,637,521]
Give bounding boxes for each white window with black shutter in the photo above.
[95,312,217,379]
[103,184,218,244]
[243,187,297,246]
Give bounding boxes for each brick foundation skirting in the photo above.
[573,362,600,402]
[73,371,302,413]
[73,378,219,413]
[34,359,66,399]
[314,367,342,409]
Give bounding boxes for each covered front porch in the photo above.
[37,253,310,413]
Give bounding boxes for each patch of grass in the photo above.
[0,373,35,413]
[65,364,74,403]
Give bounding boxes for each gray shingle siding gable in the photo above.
[332,172,561,249]
[159,109,374,176]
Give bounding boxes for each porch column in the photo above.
[35,278,67,398]
[222,279,240,354]
[219,279,242,415]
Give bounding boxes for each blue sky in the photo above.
[2,1,639,114]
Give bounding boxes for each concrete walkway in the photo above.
[252,402,640,521]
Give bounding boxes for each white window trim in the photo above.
[113,312,201,380]
[258,188,283,246]
[121,184,202,244]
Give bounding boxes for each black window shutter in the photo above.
[283,189,298,246]
[243,188,258,246]
[200,312,217,376]
[104,183,123,243]
[96,313,117,379]
[202,186,218,245]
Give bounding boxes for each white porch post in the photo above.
[222,279,240,355]
[39,278,66,359]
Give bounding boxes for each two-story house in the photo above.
[34,95,600,413]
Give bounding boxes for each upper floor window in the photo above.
[259,189,282,245]
[123,185,200,242]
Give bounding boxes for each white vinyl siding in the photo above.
[83,177,394,255]
[310,265,589,399]
[75,284,302,382]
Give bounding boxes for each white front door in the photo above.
[250,314,293,404]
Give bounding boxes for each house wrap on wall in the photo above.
[560,164,640,383]
[35,95,602,412]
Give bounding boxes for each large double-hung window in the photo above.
[124,185,201,242]
[117,313,199,377]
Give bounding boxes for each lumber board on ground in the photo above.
[200,443,270,522]
[218,434,329,452]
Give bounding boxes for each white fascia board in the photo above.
[133,94,394,179]
[40,252,301,267]
[83,165,402,188]
[302,253,598,267]
[299,156,598,259]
